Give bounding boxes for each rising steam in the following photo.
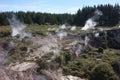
[84,36,90,46]
[94,32,99,37]
[71,26,76,31]
[8,14,32,39]
[81,9,102,30]
[57,31,67,40]
[8,14,26,37]
[59,24,66,30]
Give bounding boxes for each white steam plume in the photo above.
[59,24,66,29]
[119,25,120,28]
[81,9,103,31]
[94,32,99,37]
[8,14,26,37]
[8,14,32,39]
[81,19,97,30]
[75,44,85,57]
[84,36,90,46]
[71,26,76,31]
[57,31,67,40]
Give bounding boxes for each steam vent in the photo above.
[0,2,120,80]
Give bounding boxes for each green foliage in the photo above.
[0,12,74,25]
[42,52,54,60]
[111,60,120,78]
[5,41,29,65]
[0,4,119,26]
[91,62,119,80]
[26,24,56,36]
[36,59,50,73]
[98,47,104,53]
[74,4,120,26]
[0,26,11,37]
[62,49,120,79]
[55,50,74,66]
[63,58,94,77]
[19,45,27,52]
[38,60,50,70]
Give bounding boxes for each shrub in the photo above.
[54,50,74,66]
[91,62,119,80]
[81,54,89,59]
[36,59,50,73]
[19,45,27,51]
[63,58,92,78]
[42,52,54,60]
[37,59,50,70]
[98,47,104,53]
[111,60,120,78]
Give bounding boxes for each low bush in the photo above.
[91,62,119,80]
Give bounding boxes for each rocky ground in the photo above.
[0,25,120,80]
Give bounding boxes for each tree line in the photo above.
[0,4,119,26]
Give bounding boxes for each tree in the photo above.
[0,4,119,26]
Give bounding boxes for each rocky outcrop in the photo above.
[8,62,37,71]
[61,75,85,80]
[0,66,34,80]
[0,62,49,80]
[107,29,120,49]
[94,29,120,49]
[79,29,120,49]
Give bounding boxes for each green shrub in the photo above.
[91,62,119,80]
[19,45,27,51]
[81,54,89,59]
[63,58,92,78]
[37,59,50,69]
[98,47,104,53]
[111,60,120,78]
[36,59,50,73]
[54,50,74,66]
[42,52,54,60]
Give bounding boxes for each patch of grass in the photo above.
[0,24,58,37]
[26,24,58,36]
[0,26,11,37]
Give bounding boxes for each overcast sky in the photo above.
[0,0,119,14]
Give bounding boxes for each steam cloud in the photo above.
[57,31,67,40]
[59,24,66,29]
[94,32,99,37]
[84,36,90,46]
[75,44,85,57]
[8,14,26,37]
[8,14,32,39]
[71,26,76,31]
[81,9,103,30]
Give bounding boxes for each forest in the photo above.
[0,4,120,26]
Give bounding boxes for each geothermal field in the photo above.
[0,10,120,80]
